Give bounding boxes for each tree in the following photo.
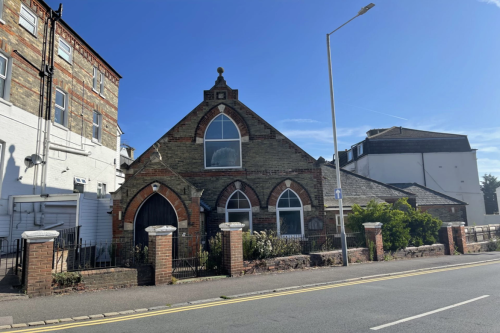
[480,174,500,194]
[346,198,442,251]
[481,174,500,214]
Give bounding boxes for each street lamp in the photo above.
[327,3,375,266]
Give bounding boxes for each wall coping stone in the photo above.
[219,222,244,231]
[145,225,176,236]
[362,222,383,229]
[21,230,59,243]
[449,222,466,227]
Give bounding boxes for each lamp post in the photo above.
[327,3,375,266]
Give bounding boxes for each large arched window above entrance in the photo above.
[204,114,241,168]
[277,189,304,236]
[226,190,252,232]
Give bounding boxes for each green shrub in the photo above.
[346,198,441,251]
[206,233,223,270]
[52,272,83,286]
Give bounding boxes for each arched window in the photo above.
[204,114,241,168]
[277,189,303,236]
[226,191,252,232]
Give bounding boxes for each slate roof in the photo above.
[322,164,416,208]
[368,127,466,140]
[390,183,468,206]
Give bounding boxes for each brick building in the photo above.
[0,0,121,244]
[113,70,425,247]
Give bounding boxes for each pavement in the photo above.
[0,252,499,327]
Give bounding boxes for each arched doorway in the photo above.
[134,193,178,247]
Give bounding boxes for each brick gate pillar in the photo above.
[362,223,384,261]
[219,222,244,277]
[146,225,176,285]
[440,222,454,255]
[21,230,59,297]
[452,222,467,254]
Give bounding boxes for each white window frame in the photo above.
[347,149,353,162]
[357,144,363,157]
[54,88,67,126]
[92,67,98,92]
[276,189,304,237]
[92,111,101,143]
[225,190,252,233]
[97,182,106,199]
[0,53,8,99]
[99,72,105,96]
[19,4,37,36]
[58,38,72,63]
[74,177,87,193]
[204,114,242,169]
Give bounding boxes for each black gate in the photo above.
[135,193,178,248]
[172,234,222,280]
[0,238,26,288]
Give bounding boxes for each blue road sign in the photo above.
[334,188,342,200]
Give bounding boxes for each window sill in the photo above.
[0,98,12,107]
[99,93,106,99]
[53,122,68,131]
[92,88,99,94]
[19,23,37,38]
[91,139,102,145]
[58,54,72,65]
[205,166,243,170]
[0,19,5,25]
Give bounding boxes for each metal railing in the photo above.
[53,238,149,273]
[242,232,365,261]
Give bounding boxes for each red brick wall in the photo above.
[24,241,54,297]
[364,228,384,261]
[148,233,173,285]
[222,230,243,276]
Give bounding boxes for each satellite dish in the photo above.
[24,154,43,168]
[31,154,43,165]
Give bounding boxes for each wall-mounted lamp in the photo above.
[152,183,160,192]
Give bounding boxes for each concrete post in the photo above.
[362,222,384,261]
[451,222,467,254]
[440,222,454,255]
[219,222,244,277]
[21,230,59,297]
[146,225,176,285]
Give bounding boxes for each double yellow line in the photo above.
[10,260,499,333]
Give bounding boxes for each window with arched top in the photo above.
[277,189,304,236]
[204,114,241,168]
[226,190,252,232]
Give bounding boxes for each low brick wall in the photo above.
[244,248,370,274]
[385,244,445,260]
[52,265,154,294]
[467,240,498,253]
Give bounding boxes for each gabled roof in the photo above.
[390,183,468,206]
[322,164,416,208]
[368,127,466,140]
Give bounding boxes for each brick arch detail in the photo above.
[195,104,250,140]
[267,179,312,208]
[217,180,261,210]
[123,182,189,227]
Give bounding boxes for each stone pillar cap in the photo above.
[449,222,466,227]
[22,230,59,242]
[219,222,245,231]
[362,222,383,229]
[441,222,453,227]
[145,225,177,236]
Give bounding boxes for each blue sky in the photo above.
[47,0,500,178]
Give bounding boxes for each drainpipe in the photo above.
[421,152,427,186]
[41,5,63,195]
